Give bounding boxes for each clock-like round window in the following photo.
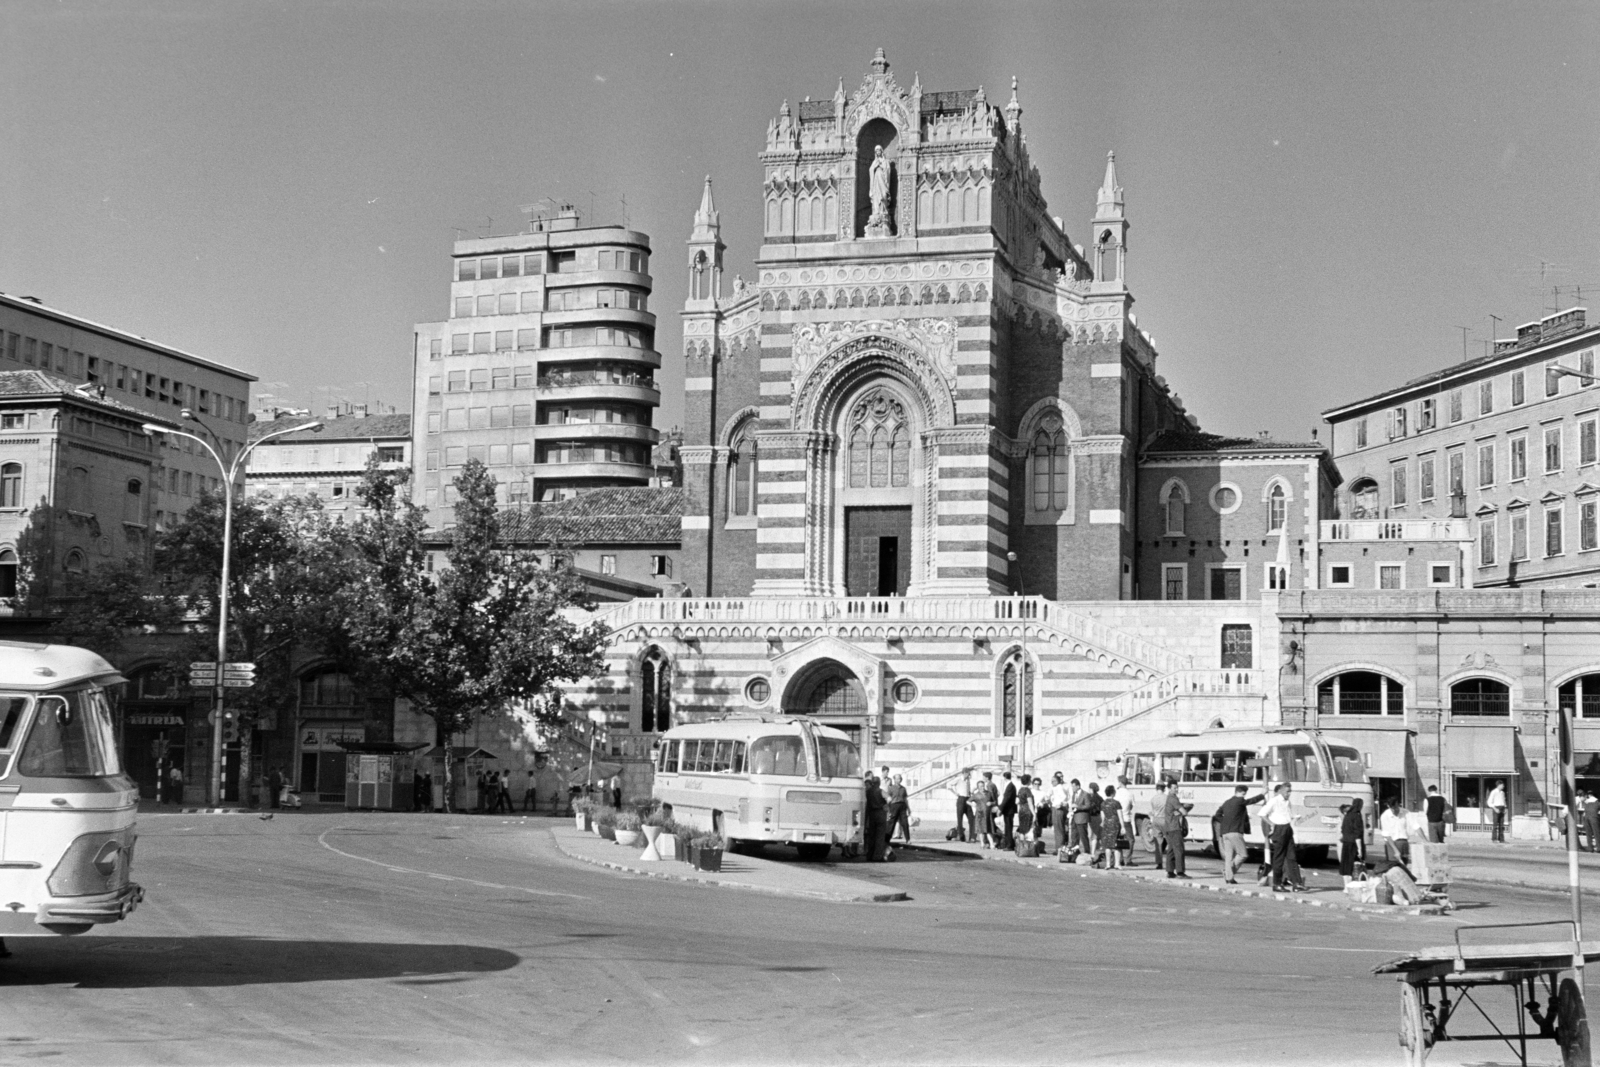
[892,678,918,706]
[745,677,771,705]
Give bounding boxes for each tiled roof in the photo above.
[1144,429,1324,454]
[0,369,177,425]
[249,413,411,443]
[499,486,683,545]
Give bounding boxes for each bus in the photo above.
[1117,727,1374,863]
[651,714,864,861]
[0,641,143,942]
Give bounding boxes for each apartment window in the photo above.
[1389,406,1408,438]
[490,406,511,428]
[1547,507,1565,556]
[491,367,511,390]
[1430,562,1454,586]
[600,554,617,576]
[445,447,465,467]
[516,329,538,350]
[1583,501,1598,552]
[427,376,442,395]
[467,445,487,464]
[1208,566,1242,601]
[1355,419,1367,448]
[512,404,532,426]
[430,338,442,359]
[476,295,495,317]
[651,554,672,578]
[1479,380,1494,415]
[1511,436,1528,481]
[453,296,472,318]
[1328,563,1353,587]
[1511,510,1529,560]
[1421,397,1438,430]
[457,260,476,281]
[512,442,532,465]
[446,371,466,392]
[1512,370,1526,405]
[514,365,535,388]
[1479,515,1497,566]
[1265,564,1288,591]
[0,463,21,508]
[1419,456,1436,502]
[1391,463,1407,507]
[1,414,23,430]
[493,293,515,316]
[1548,362,1562,397]
[1477,442,1495,488]
[469,408,489,430]
[475,257,496,281]
[1582,349,1596,383]
[494,330,513,352]
[1583,419,1598,466]
[501,256,521,278]
[518,289,537,313]
[1448,451,1465,498]
[25,339,39,366]
[1546,426,1563,473]
[489,444,509,464]
[425,451,439,471]
[1377,563,1404,590]
[426,413,441,434]
[524,253,544,274]
[451,333,468,354]
[472,332,490,354]
[468,369,488,391]
[3,334,16,361]
[1161,564,1186,601]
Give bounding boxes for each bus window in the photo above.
[679,740,701,773]
[661,739,679,773]
[731,741,746,775]
[0,695,25,776]
[1272,744,1322,783]
[17,690,119,778]
[750,736,805,776]
[819,738,861,778]
[1159,753,1184,783]
[712,740,733,773]
[1132,756,1154,785]
[1327,745,1368,784]
[1182,753,1207,782]
[1209,751,1240,782]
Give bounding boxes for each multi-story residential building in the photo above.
[0,292,255,532]
[246,409,412,519]
[1323,307,1600,589]
[410,207,660,521]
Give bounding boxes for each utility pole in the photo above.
[1453,326,1470,362]
[1490,314,1502,344]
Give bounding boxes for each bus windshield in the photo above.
[0,695,29,777]
[17,688,121,778]
[1326,745,1368,784]
[749,735,806,777]
[818,737,860,779]
[1271,744,1323,784]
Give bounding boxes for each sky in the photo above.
[2,1,1598,442]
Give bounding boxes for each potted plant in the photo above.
[642,810,668,858]
[668,818,694,862]
[689,832,724,873]
[595,807,618,841]
[613,810,642,848]
[573,796,598,833]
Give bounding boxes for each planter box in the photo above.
[598,825,616,841]
[575,812,593,832]
[614,829,641,848]
[655,833,678,860]
[690,845,723,873]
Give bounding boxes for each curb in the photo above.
[900,842,1446,917]
[176,807,252,815]
[549,831,909,904]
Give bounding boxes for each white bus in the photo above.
[1118,726,1374,862]
[0,642,143,944]
[652,714,864,861]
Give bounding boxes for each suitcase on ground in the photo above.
[1016,838,1040,858]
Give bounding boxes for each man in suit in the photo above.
[1150,778,1188,878]
[998,771,1018,850]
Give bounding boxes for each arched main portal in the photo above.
[783,659,868,749]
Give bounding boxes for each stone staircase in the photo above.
[903,668,1266,801]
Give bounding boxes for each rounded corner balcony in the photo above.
[536,369,660,405]
[537,344,663,369]
[543,269,653,290]
[531,460,653,483]
[540,307,655,330]
[530,423,659,445]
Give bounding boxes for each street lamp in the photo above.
[1006,551,1030,775]
[142,416,322,808]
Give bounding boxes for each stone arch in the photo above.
[796,335,957,432]
[1016,396,1085,445]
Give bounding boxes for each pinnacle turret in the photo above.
[1096,150,1125,218]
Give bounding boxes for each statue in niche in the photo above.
[866,145,893,238]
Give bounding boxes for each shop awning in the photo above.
[1321,726,1411,778]
[568,762,623,785]
[1444,722,1517,773]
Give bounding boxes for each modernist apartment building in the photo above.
[1324,307,1600,589]
[246,409,411,519]
[0,292,256,534]
[411,207,661,522]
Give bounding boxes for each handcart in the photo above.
[1374,921,1596,1066]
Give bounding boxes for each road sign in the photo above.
[223,669,255,679]
[223,662,254,671]
[221,678,254,688]
[190,661,216,671]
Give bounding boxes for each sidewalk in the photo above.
[900,828,1448,916]
[548,825,909,903]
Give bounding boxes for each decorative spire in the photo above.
[690,176,721,244]
[910,71,921,96]
[835,77,846,103]
[1097,149,1124,216]
[870,47,889,75]
[1006,76,1021,118]
[779,98,791,119]
[975,83,986,107]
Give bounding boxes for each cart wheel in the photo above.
[1557,978,1592,1067]
[1400,982,1430,1067]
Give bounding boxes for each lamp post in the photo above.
[142,415,321,808]
[1006,551,1029,776]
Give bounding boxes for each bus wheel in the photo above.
[796,843,831,862]
[1296,845,1330,866]
[1135,816,1157,854]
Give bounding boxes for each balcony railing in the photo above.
[538,372,657,390]
[1321,519,1471,542]
[1449,693,1511,717]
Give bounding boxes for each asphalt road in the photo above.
[0,813,1579,1066]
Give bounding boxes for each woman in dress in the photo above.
[1016,775,1035,843]
[1031,777,1050,841]
[1339,798,1366,886]
[1099,785,1125,869]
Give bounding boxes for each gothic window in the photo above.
[935,284,950,304]
[963,186,979,222]
[1031,419,1069,513]
[957,283,971,303]
[1267,483,1287,533]
[776,291,790,310]
[866,289,880,308]
[640,647,672,733]
[729,425,757,517]
[898,286,912,306]
[797,290,811,310]
[847,390,911,490]
[1001,653,1034,737]
[1163,481,1187,535]
[920,284,934,304]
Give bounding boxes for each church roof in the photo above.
[498,486,683,545]
[1144,429,1324,455]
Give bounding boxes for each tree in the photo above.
[340,459,608,811]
